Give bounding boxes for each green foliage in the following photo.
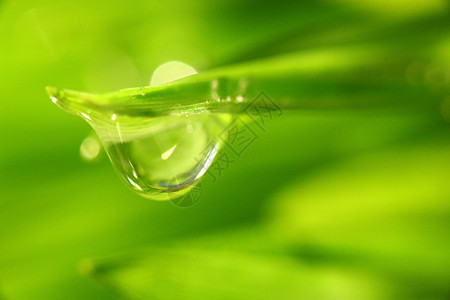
[0,0,449,299]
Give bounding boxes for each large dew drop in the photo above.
[48,61,232,200]
[49,88,231,200]
[91,112,230,200]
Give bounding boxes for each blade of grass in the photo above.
[82,244,391,300]
[48,46,448,118]
[46,10,449,118]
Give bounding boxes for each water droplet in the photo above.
[91,113,230,200]
[48,84,231,200]
[47,61,232,201]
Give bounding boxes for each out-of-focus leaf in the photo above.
[47,7,449,118]
[268,140,450,297]
[49,35,449,119]
[83,245,391,300]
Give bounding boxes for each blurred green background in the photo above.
[0,0,449,299]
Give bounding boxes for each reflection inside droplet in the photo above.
[161,145,177,160]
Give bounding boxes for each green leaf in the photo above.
[268,139,450,296]
[47,12,449,118]
[82,244,391,300]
